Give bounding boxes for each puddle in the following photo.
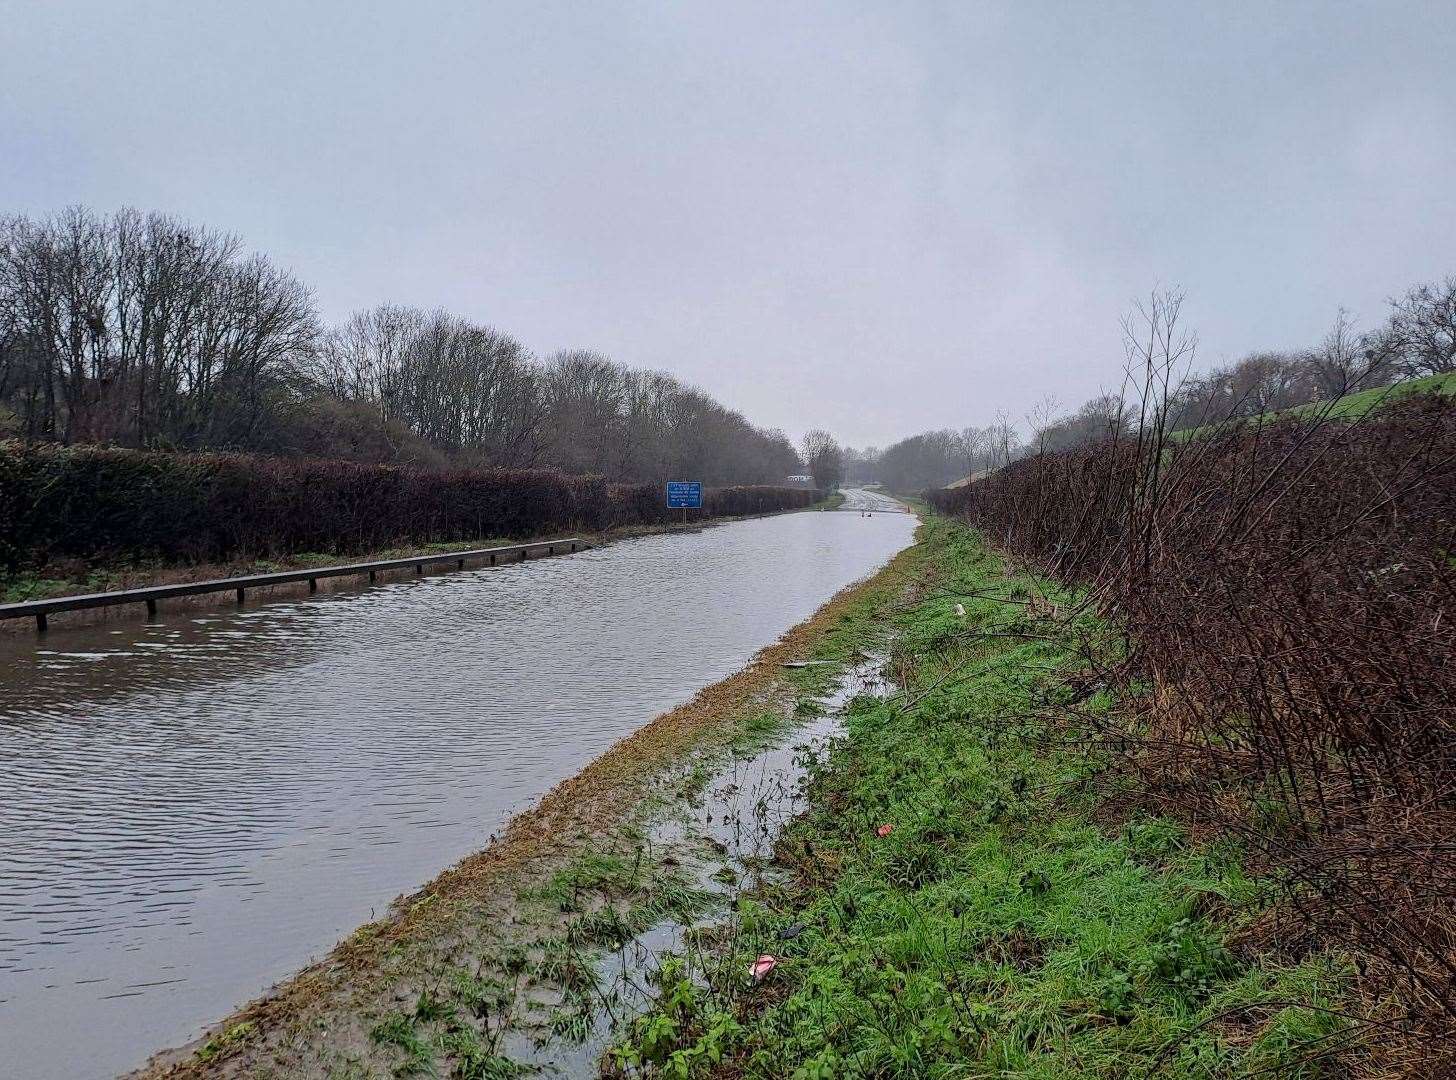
[504,652,893,1075]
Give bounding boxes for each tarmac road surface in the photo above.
[835,486,909,514]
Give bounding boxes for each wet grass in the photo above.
[368,983,530,1079]
[194,1023,256,1065]
[808,492,847,511]
[608,517,1354,1078]
[350,848,720,1078]
[0,565,137,603]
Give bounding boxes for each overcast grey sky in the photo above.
[2,1,1453,447]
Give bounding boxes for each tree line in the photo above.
[847,421,1021,493]
[858,275,1454,492]
[1160,286,1453,432]
[0,206,806,486]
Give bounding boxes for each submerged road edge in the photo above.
[127,510,923,1079]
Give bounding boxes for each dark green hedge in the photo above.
[0,443,821,568]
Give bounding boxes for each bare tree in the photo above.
[310,304,427,423]
[0,205,841,487]
[396,313,547,465]
[541,350,625,475]
[800,428,843,489]
[1025,394,1061,456]
[986,412,1021,468]
[1122,288,1198,438]
[1032,394,1132,452]
[0,206,318,447]
[956,426,987,480]
[1301,308,1395,399]
[878,428,976,491]
[1380,276,1456,377]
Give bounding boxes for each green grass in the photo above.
[195,1021,257,1064]
[369,987,528,1079]
[810,491,847,511]
[1,571,84,604]
[609,518,1352,1078]
[1173,371,1456,441]
[357,844,719,1077]
[1277,370,1456,421]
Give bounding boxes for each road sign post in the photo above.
[666,481,702,527]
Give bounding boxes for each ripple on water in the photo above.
[0,508,915,1079]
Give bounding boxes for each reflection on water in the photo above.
[0,508,914,1079]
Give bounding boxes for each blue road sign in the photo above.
[666,481,703,509]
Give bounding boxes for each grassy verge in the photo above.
[809,491,847,511]
[1278,369,1456,420]
[610,517,1352,1078]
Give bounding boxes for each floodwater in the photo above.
[0,502,914,1079]
[506,651,894,1075]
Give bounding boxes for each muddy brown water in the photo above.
[0,506,914,1079]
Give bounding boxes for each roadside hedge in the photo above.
[925,391,1456,1047]
[0,443,822,568]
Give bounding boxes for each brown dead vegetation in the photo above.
[930,389,1456,1075]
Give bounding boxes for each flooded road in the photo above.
[0,503,914,1079]
[836,486,904,514]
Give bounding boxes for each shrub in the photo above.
[0,442,822,568]
[928,391,1456,1049]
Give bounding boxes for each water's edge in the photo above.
[124,508,915,1078]
[0,501,913,1078]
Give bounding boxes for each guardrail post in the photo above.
[489,553,496,566]
[146,598,157,618]
[415,563,423,575]
[236,587,245,604]
[369,570,377,583]
[309,577,318,593]
[457,557,465,569]
[36,613,46,632]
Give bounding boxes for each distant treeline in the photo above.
[0,207,804,485]
[0,442,821,569]
[859,424,1020,493]
[854,275,1455,492]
